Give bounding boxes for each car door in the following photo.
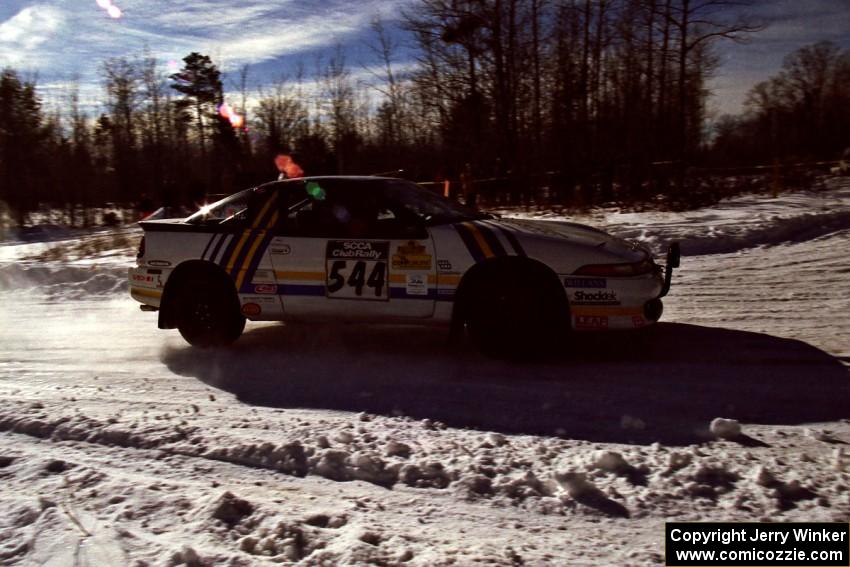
[269,178,437,321]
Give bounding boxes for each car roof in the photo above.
[254,175,410,195]
[268,175,398,185]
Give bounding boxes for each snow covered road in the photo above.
[1,180,848,566]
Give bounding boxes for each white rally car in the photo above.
[129,176,678,353]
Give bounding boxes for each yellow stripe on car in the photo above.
[226,192,278,271]
[463,222,495,258]
[226,230,252,271]
[234,210,279,290]
[274,272,454,287]
[436,274,461,285]
[252,192,278,229]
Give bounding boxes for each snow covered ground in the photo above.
[1,179,848,566]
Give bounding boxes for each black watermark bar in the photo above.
[665,522,849,566]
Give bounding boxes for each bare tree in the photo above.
[253,75,309,155]
[102,57,141,201]
[663,0,762,174]
[366,18,411,147]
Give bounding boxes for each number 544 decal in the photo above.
[325,241,389,301]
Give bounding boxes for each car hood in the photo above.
[494,217,645,257]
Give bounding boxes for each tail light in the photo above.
[137,235,145,259]
[573,257,654,277]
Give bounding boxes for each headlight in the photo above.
[573,257,654,277]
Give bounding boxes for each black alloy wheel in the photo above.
[176,279,245,347]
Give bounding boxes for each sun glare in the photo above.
[217,102,246,129]
[96,0,123,19]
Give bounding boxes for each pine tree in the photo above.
[169,52,224,160]
[0,69,45,225]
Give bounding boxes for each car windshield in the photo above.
[185,189,252,225]
[382,179,489,225]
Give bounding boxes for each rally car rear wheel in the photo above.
[176,279,245,347]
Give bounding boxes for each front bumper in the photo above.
[563,271,664,330]
[563,242,679,331]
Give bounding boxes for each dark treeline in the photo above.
[1,1,848,227]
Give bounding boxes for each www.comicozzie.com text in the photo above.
[669,526,847,546]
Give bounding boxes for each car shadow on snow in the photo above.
[160,322,849,446]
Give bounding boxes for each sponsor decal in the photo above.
[571,290,620,305]
[147,260,171,267]
[392,241,432,270]
[271,245,291,255]
[405,273,428,296]
[563,277,607,289]
[327,240,388,260]
[632,315,646,328]
[326,241,389,301]
[575,315,608,329]
[241,303,262,317]
[437,259,453,271]
[131,274,154,283]
[242,295,277,304]
[254,284,277,294]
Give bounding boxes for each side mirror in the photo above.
[667,242,681,269]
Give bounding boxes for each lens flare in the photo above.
[306,182,326,200]
[217,103,245,129]
[218,102,233,120]
[96,0,111,8]
[107,5,122,18]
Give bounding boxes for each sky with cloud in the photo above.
[710,0,850,115]
[0,0,848,117]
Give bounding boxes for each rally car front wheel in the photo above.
[463,264,567,358]
[176,279,245,348]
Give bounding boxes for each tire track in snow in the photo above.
[664,229,850,359]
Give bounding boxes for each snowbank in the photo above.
[496,177,850,256]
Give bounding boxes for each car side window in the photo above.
[275,181,426,239]
[217,184,296,230]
